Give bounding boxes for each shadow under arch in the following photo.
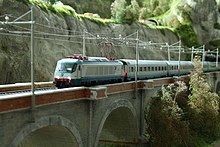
[11,115,83,147]
[94,99,139,146]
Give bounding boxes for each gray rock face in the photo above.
[0,0,181,84]
[189,0,219,46]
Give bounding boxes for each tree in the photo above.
[111,0,140,24]
[188,56,219,138]
[146,81,191,146]
[111,0,127,23]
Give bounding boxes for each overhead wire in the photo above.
[0,20,199,54]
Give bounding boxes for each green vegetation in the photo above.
[78,14,115,25]
[146,56,220,146]
[28,0,78,17]
[17,0,201,47]
[139,0,172,19]
[174,23,200,47]
[111,0,140,24]
[214,23,220,29]
[209,39,220,48]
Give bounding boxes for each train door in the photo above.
[77,64,82,79]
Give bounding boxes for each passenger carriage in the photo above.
[166,61,194,76]
[119,59,168,80]
[207,61,219,72]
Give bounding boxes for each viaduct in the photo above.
[0,72,220,147]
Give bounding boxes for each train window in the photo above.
[151,67,154,71]
[131,67,134,72]
[148,67,151,71]
[162,67,163,71]
[158,67,160,71]
[72,63,77,72]
[155,67,157,71]
[144,67,147,71]
[140,67,142,71]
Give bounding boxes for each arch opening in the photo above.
[98,107,139,146]
[17,125,78,147]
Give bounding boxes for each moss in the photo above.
[52,4,78,17]
[174,23,199,47]
[209,39,220,47]
[29,0,51,13]
[78,14,115,25]
[27,0,79,19]
[16,0,29,5]
[214,23,220,30]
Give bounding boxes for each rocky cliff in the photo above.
[0,0,219,84]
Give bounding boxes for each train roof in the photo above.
[166,61,194,65]
[57,57,122,65]
[87,57,109,61]
[119,59,168,65]
[57,58,79,63]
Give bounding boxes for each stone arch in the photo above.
[11,115,83,147]
[94,99,139,146]
[215,80,220,93]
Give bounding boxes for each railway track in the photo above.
[0,82,56,96]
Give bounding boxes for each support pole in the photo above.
[83,29,86,57]
[191,46,194,61]
[178,41,181,76]
[216,48,219,67]
[31,5,35,112]
[135,30,139,99]
[167,43,170,61]
[202,45,205,68]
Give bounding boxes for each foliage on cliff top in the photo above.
[111,0,140,24]
[28,0,78,17]
[19,0,200,47]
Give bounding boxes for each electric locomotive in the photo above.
[53,54,123,88]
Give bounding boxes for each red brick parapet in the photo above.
[0,72,219,113]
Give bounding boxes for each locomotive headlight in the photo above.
[67,76,72,83]
[54,76,60,80]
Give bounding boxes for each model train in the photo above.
[53,54,220,88]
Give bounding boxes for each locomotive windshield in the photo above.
[56,62,77,73]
